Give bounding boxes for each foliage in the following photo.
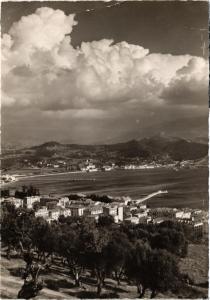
[1,204,191,298]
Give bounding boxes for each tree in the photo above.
[1,204,35,259]
[58,214,66,224]
[18,256,46,299]
[31,217,57,262]
[125,240,152,298]
[105,230,132,285]
[148,249,181,298]
[98,215,114,227]
[57,223,83,287]
[151,227,188,257]
[80,227,111,296]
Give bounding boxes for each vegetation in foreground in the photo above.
[1,202,208,299]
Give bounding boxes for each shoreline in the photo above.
[3,165,202,181]
[17,170,84,179]
[1,166,207,186]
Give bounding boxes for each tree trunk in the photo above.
[74,271,80,287]
[91,269,96,278]
[115,271,121,286]
[102,277,105,287]
[6,245,11,260]
[18,241,24,255]
[42,252,46,263]
[50,253,54,263]
[97,280,102,296]
[150,290,157,298]
[139,286,146,298]
[137,282,141,294]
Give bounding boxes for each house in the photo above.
[40,197,58,206]
[114,215,119,223]
[146,216,152,224]
[102,165,112,171]
[82,162,98,172]
[49,208,61,220]
[23,196,40,209]
[70,205,85,217]
[84,205,103,216]
[133,211,148,218]
[139,205,147,210]
[103,205,118,216]
[121,196,132,205]
[35,207,49,218]
[152,217,164,224]
[193,222,203,236]
[57,197,70,208]
[117,206,124,222]
[124,216,139,224]
[3,197,23,208]
[63,209,71,217]
[175,211,191,220]
[46,201,58,210]
[203,220,208,235]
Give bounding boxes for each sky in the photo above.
[1,1,209,147]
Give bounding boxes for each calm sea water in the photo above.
[7,168,208,209]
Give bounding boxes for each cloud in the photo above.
[2,7,208,113]
[161,57,208,106]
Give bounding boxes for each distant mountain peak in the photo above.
[34,141,61,148]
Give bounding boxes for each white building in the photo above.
[103,165,112,171]
[63,209,71,217]
[49,208,61,220]
[24,196,40,209]
[139,205,147,210]
[85,205,103,216]
[153,218,164,224]
[35,207,49,218]
[103,205,118,216]
[175,211,191,220]
[134,211,148,219]
[4,197,23,208]
[70,205,85,217]
[117,206,124,222]
[57,197,70,208]
[81,161,98,172]
[124,216,139,224]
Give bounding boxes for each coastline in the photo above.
[2,165,204,183]
[16,170,84,180]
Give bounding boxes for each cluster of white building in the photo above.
[81,160,116,172]
[1,174,17,185]
[1,195,124,224]
[1,194,208,236]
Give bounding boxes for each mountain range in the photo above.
[27,135,208,162]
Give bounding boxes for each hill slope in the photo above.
[28,136,208,161]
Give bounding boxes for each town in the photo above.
[1,186,208,238]
[10,158,200,172]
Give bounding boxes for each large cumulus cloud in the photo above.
[161,57,208,106]
[2,7,208,113]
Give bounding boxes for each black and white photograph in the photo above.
[0,1,209,299]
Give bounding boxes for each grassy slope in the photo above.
[1,244,208,299]
[179,243,209,285]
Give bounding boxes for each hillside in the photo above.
[1,136,208,170]
[29,136,208,161]
[1,244,208,299]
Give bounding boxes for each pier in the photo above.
[134,190,168,204]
